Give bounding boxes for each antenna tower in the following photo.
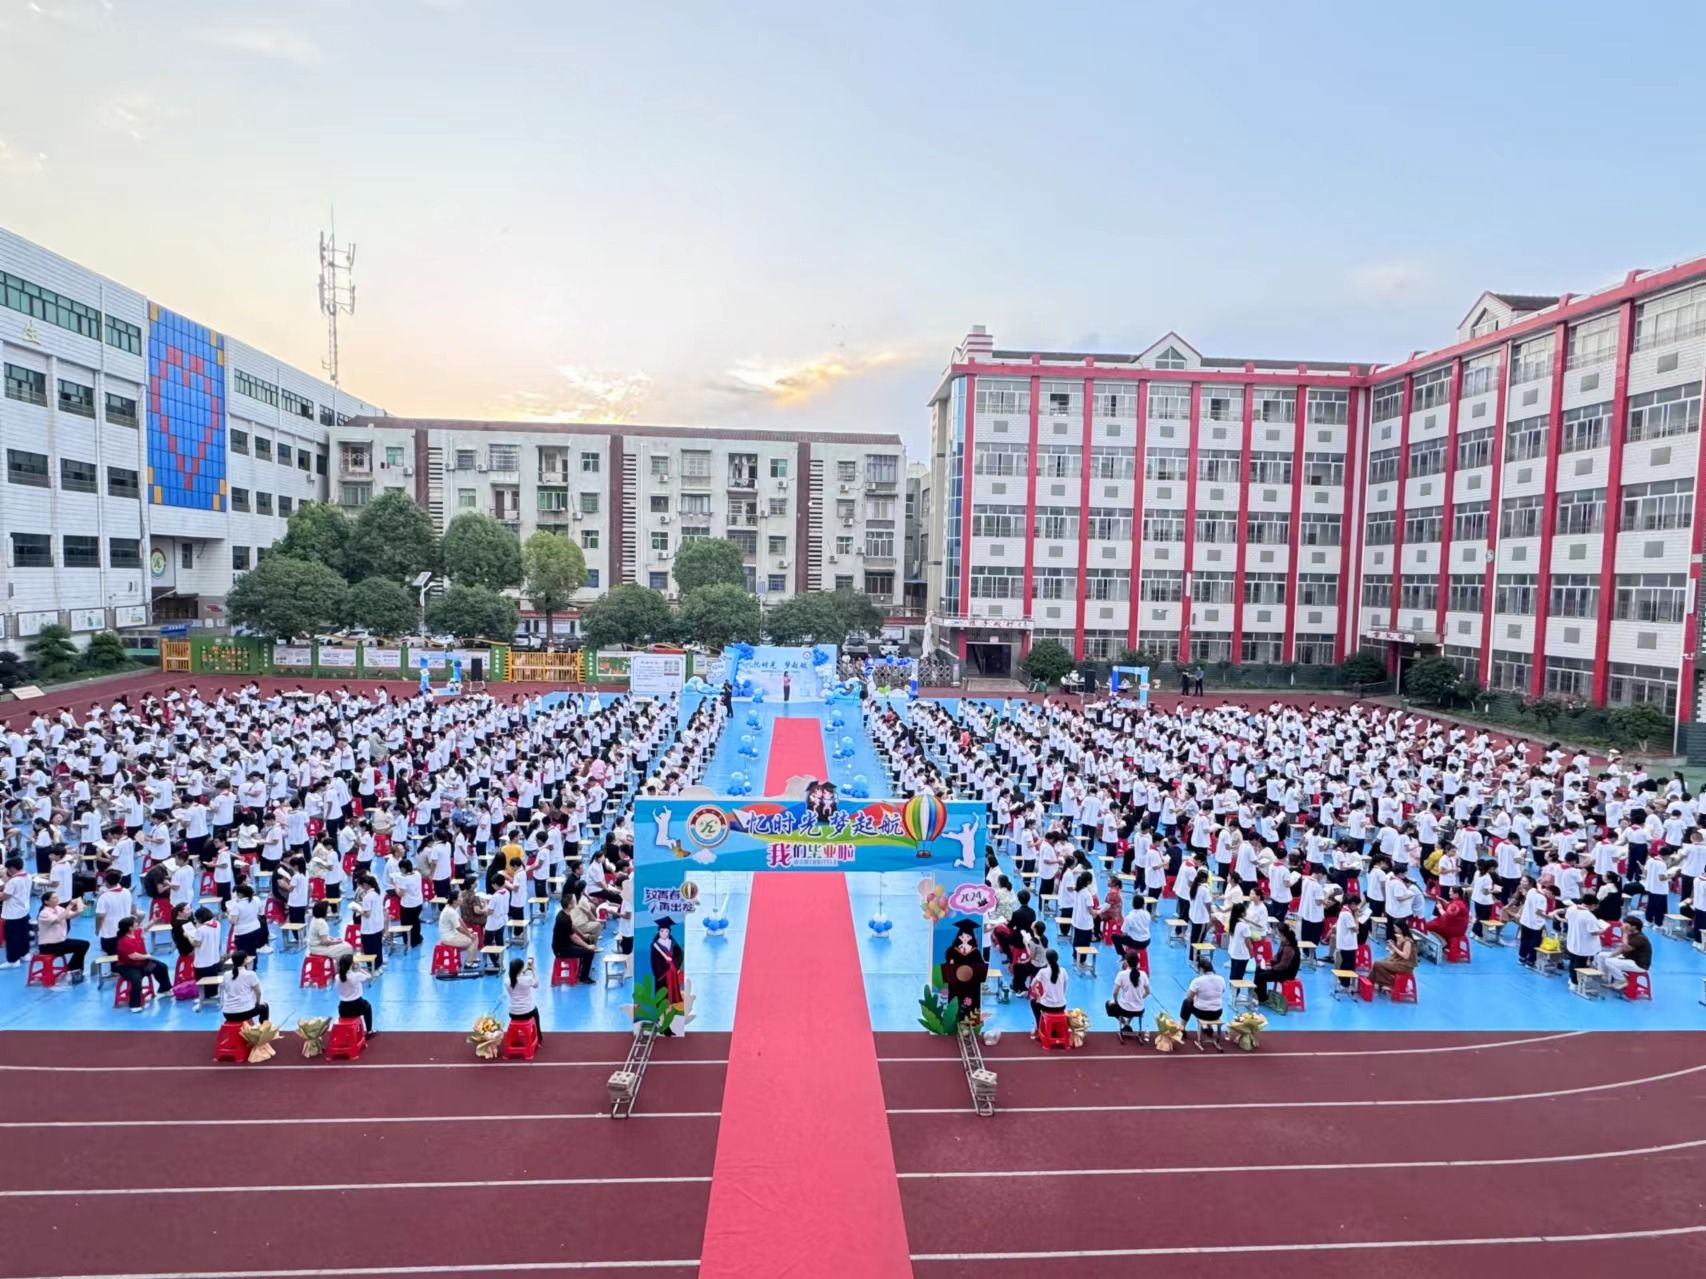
[317,212,357,386]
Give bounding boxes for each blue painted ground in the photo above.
[3,695,1702,1034]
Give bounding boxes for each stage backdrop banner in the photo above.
[630,652,686,697]
[724,643,836,701]
[631,795,987,1022]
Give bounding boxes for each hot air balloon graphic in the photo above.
[901,793,948,858]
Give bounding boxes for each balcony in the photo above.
[538,468,570,485]
[340,454,373,477]
[726,472,758,492]
[679,470,712,488]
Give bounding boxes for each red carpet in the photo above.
[764,713,829,794]
[699,873,913,1279]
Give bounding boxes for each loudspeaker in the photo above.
[471,656,484,683]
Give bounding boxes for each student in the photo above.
[1332,899,1362,991]
[1,857,31,966]
[191,907,225,993]
[221,951,268,1024]
[354,875,386,973]
[1562,897,1602,987]
[35,890,90,981]
[1113,895,1151,959]
[1069,870,1097,950]
[507,956,542,1045]
[1226,901,1257,983]
[307,900,354,960]
[1026,947,1068,1038]
[112,917,170,1011]
[551,884,600,984]
[1107,949,1150,1043]
[335,952,375,1036]
[227,883,268,956]
[1178,954,1226,1051]
[1516,876,1549,969]
[393,858,425,948]
[95,870,135,957]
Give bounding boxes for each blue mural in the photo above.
[146,304,226,510]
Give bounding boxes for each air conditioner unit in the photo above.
[842,519,854,528]
[571,510,583,521]
[475,462,489,472]
[659,514,671,524]
[828,554,839,563]
[865,483,877,493]
[777,479,789,491]
[777,559,789,569]
[444,460,457,472]
[855,550,865,558]
[403,465,414,477]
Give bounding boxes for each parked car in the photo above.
[511,634,546,652]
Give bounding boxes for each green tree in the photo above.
[82,630,130,673]
[0,651,22,689]
[763,589,884,647]
[344,576,420,637]
[441,512,524,591]
[344,491,439,584]
[672,538,746,596]
[27,624,79,681]
[424,584,518,642]
[1020,639,1076,687]
[678,583,761,651]
[522,531,587,638]
[1520,695,1570,732]
[1608,702,1673,754]
[1339,652,1388,686]
[1403,655,1461,706]
[226,555,350,639]
[580,584,673,650]
[276,502,352,576]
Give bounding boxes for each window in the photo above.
[646,495,669,514]
[339,482,371,508]
[834,535,854,555]
[60,457,97,493]
[231,487,251,512]
[1197,449,1240,483]
[457,489,477,509]
[768,456,788,479]
[1246,514,1290,545]
[1088,446,1136,479]
[1452,500,1489,541]
[61,535,98,568]
[105,314,141,354]
[1412,367,1451,411]
[1140,570,1184,602]
[1241,636,1285,664]
[1098,385,1137,417]
[866,529,896,558]
[1626,382,1701,443]
[971,505,1027,538]
[865,454,899,484]
[1297,574,1338,606]
[108,466,139,499]
[969,565,1025,599]
[864,571,895,598]
[1202,386,1242,422]
[7,448,48,487]
[764,573,786,593]
[1153,346,1189,370]
[1407,438,1446,478]
[538,488,570,513]
[975,379,1030,415]
[1399,574,1437,611]
[104,392,137,427]
[1036,507,1079,540]
[1499,494,1545,539]
[1249,452,1292,484]
[1087,508,1133,541]
[181,543,193,570]
[281,390,313,420]
[1299,513,1342,545]
[679,493,712,517]
[586,569,601,589]
[649,572,668,590]
[1460,360,1498,398]
[727,453,758,487]
[1566,313,1619,369]
[650,531,669,552]
[385,446,405,468]
[1634,283,1706,351]
[650,454,670,478]
[866,495,897,521]
[1142,511,1186,542]
[319,405,335,426]
[1620,479,1693,531]
[1303,452,1344,485]
[1607,662,1677,716]
[1195,572,1236,604]
[10,532,51,567]
[1493,573,1538,615]
[681,525,710,542]
[1489,649,1531,692]
[254,437,272,462]
[1614,573,1687,624]
[231,429,249,455]
[1244,572,1286,606]
[1555,487,1605,535]
[109,537,141,568]
[1193,633,1234,663]
[1509,335,1555,385]
[57,379,95,417]
[277,444,293,469]
[1364,512,1396,545]
[1295,637,1337,665]
[1544,655,1593,699]
[1448,574,1484,613]
[579,491,600,515]
[233,369,279,407]
[581,451,602,474]
[1504,416,1547,461]
[488,444,519,472]
[1041,381,1081,417]
[1029,569,1071,601]
[1196,514,1238,544]
[298,449,311,473]
[1307,389,1349,425]
[1549,574,1599,619]
[454,449,478,471]
[1148,383,1190,420]
[1455,426,1493,470]
[1144,447,1190,481]
[1443,644,1479,681]
[5,364,46,405]
[232,546,251,571]
[1,271,101,340]
[1086,569,1130,602]
[768,497,788,516]
[1372,381,1404,422]
[256,492,272,516]
[1561,402,1611,453]
[1037,445,1082,479]
[581,530,600,550]
[1368,447,1400,485]
[1404,506,1444,544]
[279,496,293,517]
[1254,389,1296,423]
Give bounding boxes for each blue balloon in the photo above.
[868,914,893,936]
[704,912,731,934]
[745,711,760,728]
[848,774,869,798]
[752,687,765,703]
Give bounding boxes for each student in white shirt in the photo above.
[506,956,542,1044]
[191,907,225,992]
[220,951,268,1024]
[1,857,31,966]
[393,858,425,949]
[354,876,386,973]
[1332,900,1362,990]
[335,953,375,1036]
[1516,877,1549,968]
[1026,947,1069,1037]
[1179,954,1227,1051]
[95,871,136,957]
[1106,949,1151,1042]
[1562,899,1602,987]
[1226,902,1257,983]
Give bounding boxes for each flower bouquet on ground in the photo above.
[468,1014,504,1060]
[1152,1011,1185,1053]
[1065,1007,1089,1049]
[296,1016,333,1059]
[240,1020,280,1064]
[1227,1011,1268,1052]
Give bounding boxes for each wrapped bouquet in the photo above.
[1065,1007,1089,1049]
[469,1014,504,1060]
[239,1020,280,1064]
[296,1016,332,1059]
[1153,1011,1185,1053]
[1227,1011,1268,1052]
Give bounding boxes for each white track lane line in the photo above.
[880,1029,1593,1064]
[910,1223,1706,1263]
[0,1109,722,1130]
[16,1264,698,1279]
[887,1062,1706,1116]
[898,1136,1706,1179]
[0,1174,713,1199]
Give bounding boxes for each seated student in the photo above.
[335,953,375,1037]
[35,889,90,981]
[112,917,171,1011]
[1112,895,1151,958]
[1178,955,1226,1051]
[551,882,601,984]
[221,951,268,1024]
[506,956,542,1045]
[1254,922,1301,1006]
[1026,947,1068,1037]
[307,900,354,960]
[434,887,481,975]
[1106,949,1150,1043]
[1369,921,1418,991]
[1595,916,1652,988]
[1423,887,1470,940]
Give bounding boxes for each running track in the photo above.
[2,1029,1703,1276]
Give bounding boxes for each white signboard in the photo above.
[114,605,147,629]
[630,652,687,697]
[273,644,313,667]
[362,646,403,670]
[16,611,57,638]
[317,645,357,668]
[70,608,105,633]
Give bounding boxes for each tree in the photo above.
[1608,702,1673,754]
[1020,639,1075,687]
[27,624,79,681]
[1339,652,1388,686]
[226,555,349,639]
[344,577,419,637]
[276,502,352,576]
[82,630,129,673]
[0,651,23,689]
[441,512,523,591]
[1520,695,1570,731]
[522,531,587,638]
[343,491,439,584]
[672,538,746,596]
[763,589,884,647]
[1403,656,1461,706]
[425,584,518,642]
[678,583,761,651]
[580,584,673,650]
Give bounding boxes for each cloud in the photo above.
[196,25,320,66]
[0,137,48,175]
[493,365,655,424]
[1348,260,1431,296]
[98,93,158,143]
[719,348,909,407]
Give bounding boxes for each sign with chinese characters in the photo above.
[362,645,402,669]
[630,652,687,697]
[317,645,357,668]
[273,644,313,668]
[69,608,105,633]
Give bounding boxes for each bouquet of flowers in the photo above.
[1065,1007,1090,1049]
[468,1014,505,1060]
[1152,1011,1185,1053]
[1227,1011,1268,1052]
[295,1016,333,1059]
[239,1020,281,1064]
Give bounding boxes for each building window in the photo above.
[1555,487,1605,535]
[454,449,477,471]
[7,448,49,488]
[1368,447,1400,486]
[649,454,670,477]
[1243,572,1286,606]
[579,491,600,515]
[1509,335,1555,385]
[768,497,788,516]
[60,457,97,494]
[1195,572,1236,604]
[1461,360,1497,398]
[279,496,293,517]
[1294,637,1336,665]
[650,531,669,552]
[385,446,405,468]
[835,575,855,591]
[108,466,140,500]
[1626,382,1701,443]
[767,456,789,479]
[581,530,600,550]
[1447,574,1484,613]
[581,451,601,474]
[1201,386,1241,422]
[1302,452,1344,486]
[1540,655,1592,699]
[319,405,336,427]
[1403,506,1443,544]
[1488,649,1531,692]
[233,369,280,407]
[727,453,758,488]
[1606,662,1677,716]
[1254,389,1297,423]
[339,482,372,508]
[1148,384,1190,420]
[681,450,712,481]
[4,364,47,405]
[1296,573,1338,606]
[109,537,141,568]
[768,574,788,592]
[648,495,669,514]
[649,572,668,590]
[1,271,101,340]
[680,494,712,517]
[1141,510,1186,542]
[488,444,520,472]
[1144,447,1190,481]
[10,532,51,568]
[256,492,273,516]
[729,529,758,556]
[57,379,95,417]
[1614,573,1687,624]
[1634,283,1706,351]
[1040,381,1081,417]
[1139,570,1184,602]
[280,390,314,420]
[181,543,193,570]
[1566,313,1618,369]
[105,314,142,354]
[969,565,1025,599]
[1560,403,1611,453]
[231,487,251,512]
[1248,451,1292,484]
[1493,573,1538,615]
[538,488,570,513]
[254,437,272,462]
[1619,479,1693,531]
[1399,574,1437,611]
[1364,512,1396,546]
[60,535,98,568]
[1307,389,1349,425]
[1453,426,1492,471]
[1503,416,1547,462]
[298,449,311,473]
[1241,636,1285,664]
[1548,574,1599,619]
[277,444,293,469]
[1407,438,1445,478]
[104,392,138,428]
[1411,367,1452,412]
[233,546,251,571]
[1197,449,1240,483]
[1245,514,1290,545]
[1452,500,1489,542]
[1361,579,1392,609]
[1499,494,1545,540]
[1154,346,1189,370]
[1299,513,1342,546]
[231,429,249,455]
[1372,382,1404,422]
[1098,385,1137,417]
[865,454,898,484]
[865,529,896,558]
[975,378,1030,415]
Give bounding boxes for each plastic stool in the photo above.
[1036,1012,1072,1050]
[501,1020,540,1060]
[1445,935,1472,963]
[113,975,155,1009]
[1250,938,1274,967]
[24,953,64,989]
[173,955,196,986]
[549,956,579,986]
[1136,947,1150,975]
[431,944,462,978]
[326,1017,367,1061]
[1280,979,1306,1012]
[198,870,218,896]
[1354,944,1372,972]
[344,923,360,948]
[149,896,173,923]
[1389,971,1418,1003]
[1356,975,1375,1002]
[299,953,335,989]
[1622,971,1652,1001]
[213,1022,250,1063]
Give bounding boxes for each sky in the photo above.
[5,0,1706,458]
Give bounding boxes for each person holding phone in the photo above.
[507,956,542,1045]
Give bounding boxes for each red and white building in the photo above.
[928,254,1706,724]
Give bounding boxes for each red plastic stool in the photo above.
[550,957,579,986]
[265,898,287,925]
[198,870,218,896]
[213,1022,250,1063]
[1601,923,1625,947]
[1357,975,1375,1002]
[1389,971,1418,1003]
[501,1020,540,1060]
[1622,971,1652,1001]
[326,1017,367,1061]
[299,953,335,988]
[24,953,64,989]
[1036,1012,1073,1050]
[310,878,327,903]
[1136,948,1150,975]
[1251,938,1274,967]
[1354,944,1372,971]
[344,924,360,948]
[113,975,155,1009]
[431,944,462,978]
[1280,979,1306,1012]
[149,896,173,923]
[173,955,196,986]
[1445,935,1472,964]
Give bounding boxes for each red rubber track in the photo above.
[0,1031,730,1279]
[877,1031,1706,1278]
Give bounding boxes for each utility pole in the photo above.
[317,212,357,386]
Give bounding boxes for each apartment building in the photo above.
[0,227,378,647]
[331,419,907,626]
[930,255,1706,722]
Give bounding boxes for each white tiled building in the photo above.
[0,227,378,648]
